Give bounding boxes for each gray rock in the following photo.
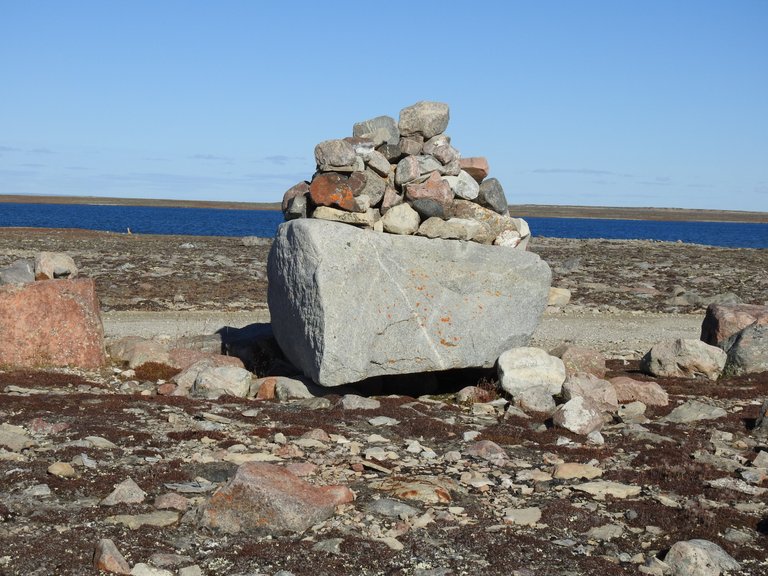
[410,199,445,220]
[268,219,551,386]
[477,178,508,214]
[366,498,421,518]
[35,252,78,279]
[422,134,451,155]
[395,156,421,186]
[417,217,483,241]
[416,154,442,176]
[285,194,307,220]
[281,181,310,214]
[399,135,424,156]
[377,143,403,162]
[353,115,399,147]
[275,377,316,400]
[100,478,146,506]
[314,139,356,168]
[364,150,391,177]
[0,423,35,452]
[192,366,252,399]
[241,236,271,247]
[381,203,420,235]
[723,323,768,376]
[664,539,740,576]
[340,394,381,410]
[442,170,480,201]
[641,338,727,379]
[432,144,459,165]
[754,399,768,437]
[438,159,461,176]
[0,259,34,285]
[513,387,557,415]
[359,169,387,207]
[663,400,728,424]
[552,397,604,435]
[398,101,450,139]
[666,286,705,307]
[707,292,743,306]
[498,347,566,398]
[561,372,618,413]
[447,200,524,244]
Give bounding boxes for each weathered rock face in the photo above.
[700,303,768,349]
[0,278,105,368]
[268,219,551,386]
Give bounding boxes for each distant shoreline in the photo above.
[0,194,765,224]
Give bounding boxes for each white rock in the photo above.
[381,203,420,235]
[498,347,566,398]
[552,397,603,435]
[664,539,740,576]
[192,366,252,399]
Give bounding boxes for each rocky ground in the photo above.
[0,228,765,314]
[1,227,767,575]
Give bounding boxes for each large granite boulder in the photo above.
[0,278,105,368]
[268,219,551,386]
[700,303,768,350]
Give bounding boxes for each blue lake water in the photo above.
[0,202,766,249]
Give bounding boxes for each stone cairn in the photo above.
[281,101,531,248]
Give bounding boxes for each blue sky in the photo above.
[1,0,766,211]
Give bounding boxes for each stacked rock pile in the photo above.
[281,101,531,248]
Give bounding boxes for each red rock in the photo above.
[404,172,453,208]
[0,278,105,369]
[380,186,403,214]
[465,440,508,462]
[92,538,131,575]
[168,348,244,371]
[610,376,669,407]
[154,492,190,511]
[285,462,317,477]
[309,173,357,211]
[551,345,606,378]
[700,304,768,348]
[156,382,177,396]
[255,376,277,400]
[26,418,70,435]
[459,157,490,183]
[200,462,354,534]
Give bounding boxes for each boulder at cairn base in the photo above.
[268,219,551,386]
[0,278,105,368]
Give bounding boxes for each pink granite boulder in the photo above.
[0,278,105,368]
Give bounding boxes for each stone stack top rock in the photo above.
[280,101,531,249]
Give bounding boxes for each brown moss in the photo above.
[133,362,182,381]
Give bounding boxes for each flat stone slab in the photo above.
[268,219,551,386]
